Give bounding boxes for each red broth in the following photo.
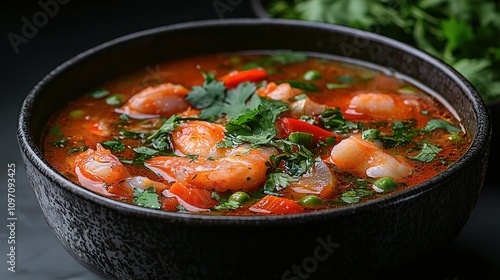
[41,52,470,215]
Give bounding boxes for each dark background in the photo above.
[1,1,499,279]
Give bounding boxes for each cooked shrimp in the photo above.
[171,120,228,159]
[75,144,130,189]
[124,176,167,192]
[115,83,190,119]
[329,135,411,179]
[145,145,277,192]
[346,92,419,120]
[74,144,166,195]
[289,97,327,118]
[257,82,302,101]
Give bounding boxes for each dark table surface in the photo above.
[1,1,499,279]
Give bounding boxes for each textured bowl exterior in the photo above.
[17,19,491,280]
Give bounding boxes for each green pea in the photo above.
[229,191,251,205]
[447,133,462,143]
[229,56,241,65]
[298,195,323,208]
[372,177,397,193]
[303,70,322,81]
[69,109,85,119]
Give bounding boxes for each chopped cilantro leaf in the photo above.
[51,138,68,147]
[120,130,144,139]
[223,82,260,119]
[186,79,226,114]
[269,140,317,177]
[219,99,289,148]
[362,129,381,141]
[211,192,241,210]
[50,125,63,137]
[319,108,357,133]
[129,146,173,164]
[340,188,375,204]
[67,145,88,155]
[278,80,318,91]
[371,120,417,148]
[264,172,297,194]
[147,115,181,151]
[100,140,125,153]
[408,143,442,162]
[132,186,161,209]
[424,119,461,133]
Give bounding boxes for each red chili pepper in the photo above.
[220,68,268,88]
[277,117,336,143]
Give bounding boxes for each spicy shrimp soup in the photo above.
[41,52,470,216]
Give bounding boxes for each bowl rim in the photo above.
[17,18,491,225]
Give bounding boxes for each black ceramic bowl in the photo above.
[17,19,490,280]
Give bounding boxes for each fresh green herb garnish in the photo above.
[340,188,375,204]
[51,138,68,147]
[120,130,145,139]
[88,89,110,99]
[119,114,130,121]
[408,143,442,162]
[319,108,357,133]
[127,146,172,164]
[278,80,318,91]
[176,205,187,212]
[67,145,88,155]
[147,115,181,150]
[185,78,226,118]
[424,119,461,133]
[100,140,125,153]
[218,99,289,148]
[264,172,297,195]
[374,120,418,148]
[270,140,317,177]
[211,192,241,210]
[186,78,261,120]
[222,82,261,120]
[133,186,161,209]
[362,128,381,141]
[50,125,63,137]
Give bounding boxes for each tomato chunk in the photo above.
[167,182,218,210]
[277,117,337,143]
[249,195,304,215]
[220,68,268,88]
